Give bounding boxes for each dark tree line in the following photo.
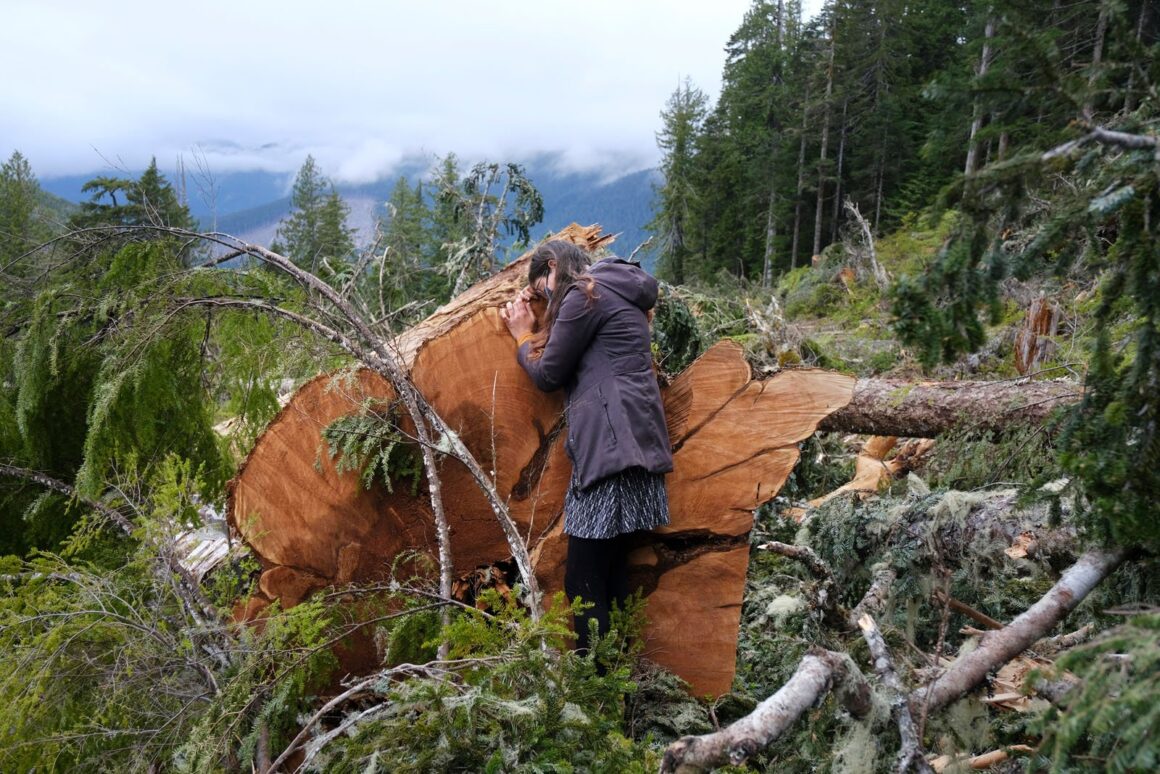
[651,0,1157,286]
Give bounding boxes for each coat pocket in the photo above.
[598,385,618,446]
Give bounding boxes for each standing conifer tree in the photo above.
[0,151,51,264]
[275,155,354,272]
[651,78,707,284]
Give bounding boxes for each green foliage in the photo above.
[70,157,195,231]
[924,425,1061,491]
[179,599,339,772]
[0,150,53,264]
[649,0,980,285]
[650,282,706,374]
[367,175,450,326]
[0,552,206,771]
[3,240,231,552]
[436,159,544,295]
[888,3,1160,547]
[0,458,338,772]
[274,155,355,272]
[1030,613,1160,772]
[312,592,657,772]
[651,77,708,284]
[319,397,423,494]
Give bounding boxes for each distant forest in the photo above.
[649,0,1157,284]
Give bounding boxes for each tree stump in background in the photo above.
[1014,294,1061,375]
[227,223,855,696]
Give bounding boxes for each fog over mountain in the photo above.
[40,153,659,263]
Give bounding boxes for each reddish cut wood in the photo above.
[227,224,855,697]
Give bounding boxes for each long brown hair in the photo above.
[526,240,597,360]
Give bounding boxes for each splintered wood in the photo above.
[227,223,855,697]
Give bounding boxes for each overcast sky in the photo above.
[2,0,824,183]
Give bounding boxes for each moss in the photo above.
[800,336,852,371]
[887,383,915,407]
[867,347,898,374]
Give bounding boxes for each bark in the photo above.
[228,226,856,697]
[1083,4,1109,122]
[843,198,888,289]
[818,376,1081,437]
[829,99,848,246]
[762,190,777,288]
[910,547,1128,715]
[1124,3,1147,113]
[812,27,837,257]
[964,17,996,175]
[849,562,897,625]
[933,590,1003,630]
[790,84,810,268]
[661,648,869,773]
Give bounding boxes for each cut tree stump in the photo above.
[227,223,856,696]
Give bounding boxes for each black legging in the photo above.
[564,533,634,655]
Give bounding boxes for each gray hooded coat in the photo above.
[517,258,674,489]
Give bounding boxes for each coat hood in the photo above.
[587,258,658,312]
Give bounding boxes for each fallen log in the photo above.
[227,224,855,696]
[818,377,1080,437]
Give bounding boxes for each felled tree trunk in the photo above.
[818,376,1080,437]
[227,224,855,696]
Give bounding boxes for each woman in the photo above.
[500,240,672,655]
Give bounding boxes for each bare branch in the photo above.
[858,615,934,774]
[661,649,868,773]
[910,547,1128,714]
[849,563,896,625]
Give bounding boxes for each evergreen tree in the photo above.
[435,158,543,295]
[428,153,469,269]
[70,159,194,230]
[651,78,707,284]
[370,176,442,324]
[891,0,1160,547]
[275,155,354,271]
[131,158,195,229]
[0,151,51,265]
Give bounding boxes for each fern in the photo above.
[319,399,422,494]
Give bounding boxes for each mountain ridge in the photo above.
[39,158,659,265]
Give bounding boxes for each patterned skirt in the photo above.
[564,466,670,539]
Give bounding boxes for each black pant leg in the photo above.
[607,532,633,616]
[564,534,616,654]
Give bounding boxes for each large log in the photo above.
[227,224,855,696]
[818,376,1080,437]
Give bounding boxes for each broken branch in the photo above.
[660,648,868,773]
[910,547,1128,714]
[858,614,934,774]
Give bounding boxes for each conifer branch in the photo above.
[81,224,541,618]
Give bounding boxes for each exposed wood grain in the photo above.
[227,226,855,696]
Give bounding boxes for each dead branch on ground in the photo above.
[660,648,869,773]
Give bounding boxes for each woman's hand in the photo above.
[500,294,535,340]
